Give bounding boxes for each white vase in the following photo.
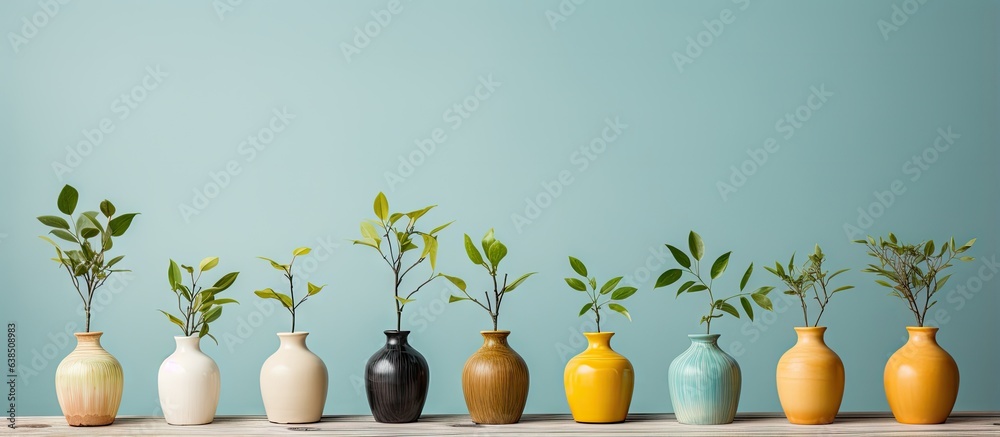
[260,332,328,423]
[157,336,220,425]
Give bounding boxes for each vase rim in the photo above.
[276,331,309,337]
[583,331,614,336]
[688,333,721,340]
[793,326,827,331]
[480,330,511,334]
[384,330,410,334]
[174,335,200,340]
[905,326,939,332]
[73,331,103,337]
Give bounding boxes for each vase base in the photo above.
[65,415,115,427]
[166,419,215,426]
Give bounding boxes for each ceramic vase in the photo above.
[259,332,328,424]
[563,332,634,423]
[54,332,124,426]
[462,331,529,424]
[668,334,741,425]
[775,327,845,424]
[365,330,430,423]
[157,335,220,425]
[884,327,959,424]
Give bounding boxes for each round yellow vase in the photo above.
[775,327,845,425]
[54,332,124,426]
[884,326,959,424]
[563,332,634,423]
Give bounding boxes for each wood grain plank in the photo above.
[8,413,999,436]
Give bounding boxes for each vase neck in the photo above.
[174,335,202,353]
[480,330,510,348]
[385,330,411,348]
[905,326,939,345]
[73,332,105,351]
[583,332,614,350]
[794,327,827,345]
[277,332,309,349]
[688,333,721,348]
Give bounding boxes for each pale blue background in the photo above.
[1,0,997,417]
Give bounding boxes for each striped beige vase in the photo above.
[54,332,124,426]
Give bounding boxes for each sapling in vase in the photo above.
[353,192,452,423]
[654,230,774,425]
[440,229,535,424]
[36,184,138,426]
[856,233,975,424]
[254,247,329,424]
[561,256,637,424]
[766,245,853,425]
[157,257,239,425]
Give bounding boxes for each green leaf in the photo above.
[486,240,507,268]
[687,284,708,293]
[461,234,484,265]
[199,257,219,272]
[257,289,292,308]
[481,229,496,255]
[37,215,70,230]
[740,296,754,322]
[159,310,186,332]
[589,277,597,290]
[168,260,182,290]
[924,241,935,257]
[666,244,691,269]
[405,205,435,221]
[831,285,854,293]
[710,252,731,280]
[503,272,536,293]
[438,273,467,292]
[50,229,78,244]
[611,286,638,300]
[429,221,454,236]
[655,269,682,288]
[307,282,325,296]
[257,257,288,272]
[420,234,439,270]
[449,295,469,303]
[373,192,389,222]
[875,279,895,289]
[80,228,99,239]
[578,302,594,316]
[353,238,380,250]
[828,268,849,281]
[210,298,239,305]
[958,256,975,262]
[600,277,623,295]
[719,302,740,318]
[565,278,587,292]
[740,263,753,291]
[688,231,704,261]
[181,264,194,274]
[292,247,311,256]
[395,296,415,305]
[107,255,125,268]
[203,306,223,323]
[568,256,587,277]
[608,303,631,321]
[99,199,116,218]
[81,212,104,235]
[108,213,139,237]
[57,185,79,215]
[751,293,774,311]
[212,272,239,290]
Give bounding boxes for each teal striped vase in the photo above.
[667,334,741,425]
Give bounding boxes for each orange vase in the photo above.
[884,327,959,424]
[775,327,845,424]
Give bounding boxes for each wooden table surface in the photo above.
[8,413,1000,436]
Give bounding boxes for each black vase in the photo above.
[364,330,430,423]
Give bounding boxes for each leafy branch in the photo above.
[564,257,637,333]
[765,245,853,327]
[353,192,452,331]
[160,257,239,344]
[441,229,536,331]
[254,247,326,333]
[655,230,774,335]
[856,233,974,327]
[36,185,139,332]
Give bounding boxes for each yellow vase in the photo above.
[884,326,959,424]
[563,332,634,423]
[775,327,845,424]
[54,332,124,426]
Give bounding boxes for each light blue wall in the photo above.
[1,0,997,416]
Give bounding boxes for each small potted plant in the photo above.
[36,184,138,426]
[562,256,638,424]
[441,229,535,424]
[765,245,853,425]
[654,230,773,425]
[856,233,975,424]
[157,257,239,425]
[353,192,452,423]
[254,247,328,424]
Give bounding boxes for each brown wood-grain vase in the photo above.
[461,330,530,424]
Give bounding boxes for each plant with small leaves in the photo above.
[564,257,637,333]
[855,233,975,327]
[353,192,452,331]
[36,184,139,332]
[254,247,327,333]
[764,245,853,327]
[160,257,240,344]
[654,230,774,334]
[440,229,536,331]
